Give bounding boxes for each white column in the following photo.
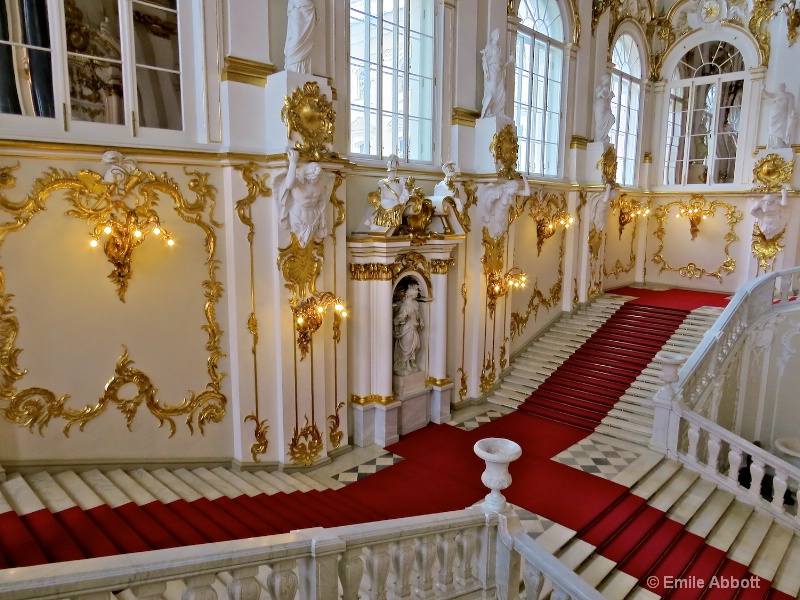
[372,279,395,399]
[428,268,453,424]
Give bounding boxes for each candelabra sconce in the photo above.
[774,1,800,45]
[293,292,347,359]
[675,198,714,240]
[616,198,649,240]
[486,268,527,317]
[87,210,174,301]
[534,211,574,255]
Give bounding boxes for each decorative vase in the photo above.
[473,437,522,512]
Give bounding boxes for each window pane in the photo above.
[136,67,181,129]
[68,55,124,124]
[65,0,122,61]
[133,2,179,72]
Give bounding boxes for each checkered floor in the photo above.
[447,407,510,431]
[553,435,640,480]
[515,506,555,540]
[333,452,405,484]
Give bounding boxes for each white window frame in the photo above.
[609,33,643,187]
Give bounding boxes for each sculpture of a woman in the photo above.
[393,284,423,376]
[593,73,616,144]
[763,84,797,149]
[284,0,316,74]
[480,29,514,118]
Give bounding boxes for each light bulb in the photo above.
[334,303,343,312]
[89,239,98,248]
[153,227,161,235]
[134,229,142,238]
[317,306,324,313]
[341,311,348,317]
[167,239,175,246]
[103,226,112,235]
[297,316,304,325]
[702,215,707,219]
[569,217,574,223]
[494,285,500,292]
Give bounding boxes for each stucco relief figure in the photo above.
[275,149,333,246]
[480,176,530,239]
[364,154,410,227]
[480,29,514,118]
[751,189,789,239]
[101,151,137,193]
[763,84,797,149]
[393,284,423,376]
[591,184,614,232]
[593,74,616,144]
[284,0,316,74]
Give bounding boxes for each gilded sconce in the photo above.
[486,268,528,317]
[529,192,574,255]
[774,1,800,45]
[675,196,715,240]
[294,292,347,359]
[614,196,649,240]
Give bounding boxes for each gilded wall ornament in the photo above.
[528,192,573,255]
[457,367,468,401]
[327,401,345,448]
[293,292,346,359]
[397,185,436,243]
[751,224,785,271]
[288,415,323,466]
[443,179,478,233]
[612,195,649,240]
[588,225,604,260]
[329,172,346,238]
[490,125,521,179]
[393,251,432,291]
[480,353,496,393]
[750,0,775,65]
[673,195,718,240]
[774,1,800,45]
[349,394,395,406]
[752,153,794,193]
[651,199,742,281]
[349,263,396,280]
[430,258,455,275]
[0,164,226,436]
[244,413,270,462]
[597,145,618,186]
[277,233,324,306]
[281,81,337,161]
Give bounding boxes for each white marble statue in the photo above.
[480,29,514,118]
[480,176,530,239]
[364,154,411,228]
[434,160,458,196]
[393,284,423,376]
[763,84,797,149]
[593,74,616,144]
[274,149,333,246]
[592,184,614,232]
[284,0,316,74]
[751,189,789,239]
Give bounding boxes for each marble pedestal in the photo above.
[351,401,401,447]
[475,116,515,174]
[586,141,611,184]
[264,71,333,155]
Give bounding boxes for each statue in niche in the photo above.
[284,0,316,74]
[480,176,530,239]
[393,283,424,376]
[275,148,334,246]
[365,154,410,228]
[751,189,789,239]
[593,73,616,144]
[763,84,797,149]
[480,29,514,118]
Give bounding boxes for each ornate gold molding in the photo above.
[480,353,496,393]
[457,367,468,402]
[611,194,649,240]
[652,199,743,281]
[221,57,276,87]
[288,415,323,466]
[0,165,226,436]
[244,414,269,462]
[752,224,785,271]
[490,125,520,180]
[349,263,395,280]
[293,292,345,359]
[570,136,590,150]
[327,401,345,448]
[277,234,324,306]
[597,145,618,186]
[282,82,336,161]
[443,179,477,233]
[752,153,794,193]
[643,152,653,163]
[528,192,573,255]
[425,377,452,387]
[393,251,432,291]
[452,107,480,127]
[350,394,395,406]
[749,0,775,65]
[430,258,455,275]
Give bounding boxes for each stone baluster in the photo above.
[780,274,791,302]
[390,538,415,599]
[413,534,437,599]
[183,574,218,600]
[707,432,721,473]
[749,457,766,499]
[687,422,700,461]
[267,560,298,600]
[339,548,365,600]
[522,563,544,600]
[435,530,458,593]
[227,567,261,600]
[728,447,743,485]
[364,543,391,600]
[772,469,788,510]
[455,527,477,587]
[552,585,571,600]
[130,582,168,600]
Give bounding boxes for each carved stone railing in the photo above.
[651,267,800,531]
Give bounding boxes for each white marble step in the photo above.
[600,414,652,434]
[128,469,183,504]
[52,470,106,510]
[104,469,159,506]
[541,539,596,598]
[22,472,77,513]
[207,467,263,497]
[749,524,796,581]
[264,470,310,492]
[594,424,651,446]
[80,470,134,509]
[172,468,228,500]
[304,469,346,491]
[494,387,530,402]
[487,395,520,410]
[598,570,639,600]
[576,554,617,588]
[151,468,208,502]
[0,475,46,516]
[192,467,249,498]
[630,460,682,500]
[727,511,774,567]
[772,535,800,597]
[292,471,328,491]
[666,478,718,525]
[608,401,655,418]
[535,523,577,554]
[611,451,664,487]
[234,470,281,495]
[685,489,736,538]
[705,500,754,552]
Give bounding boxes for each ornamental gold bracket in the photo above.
[752,153,794,193]
[597,145,618,187]
[293,292,347,359]
[612,195,649,240]
[528,191,573,255]
[244,413,269,462]
[674,195,715,240]
[281,81,337,162]
[490,125,521,180]
[486,268,527,318]
[752,225,786,271]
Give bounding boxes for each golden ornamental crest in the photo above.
[752,153,794,193]
[490,125,520,179]
[281,82,337,161]
[597,145,618,186]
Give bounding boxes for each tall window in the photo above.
[663,40,744,185]
[513,0,564,177]
[349,0,435,162]
[609,34,642,186]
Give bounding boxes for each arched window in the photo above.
[609,34,642,186]
[663,40,744,185]
[349,0,435,162]
[513,0,564,177]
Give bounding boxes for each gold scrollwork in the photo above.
[480,353,496,393]
[277,233,324,306]
[368,188,406,228]
[281,81,337,161]
[651,199,743,282]
[244,413,269,462]
[430,258,455,275]
[293,292,346,360]
[597,145,618,186]
[481,228,505,275]
[529,192,573,255]
[500,338,509,370]
[750,0,776,65]
[0,165,226,437]
[612,194,649,240]
[393,251,432,291]
[327,401,345,449]
[457,367,468,401]
[490,125,521,180]
[329,172,346,239]
[444,179,478,233]
[752,153,794,193]
[349,394,395,406]
[774,1,800,46]
[288,415,323,466]
[349,263,396,280]
[752,224,785,271]
[397,185,436,244]
[588,225,604,261]
[425,377,452,387]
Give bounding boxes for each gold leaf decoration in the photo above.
[277,233,324,306]
[327,401,345,449]
[244,413,269,462]
[288,415,323,466]
[490,125,520,180]
[281,81,336,161]
[752,153,794,193]
[749,0,775,66]
[751,225,785,272]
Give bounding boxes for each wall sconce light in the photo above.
[294,292,347,359]
[535,211,574,255]
[774,1,800,46]
[486,267,527,317]
[616,197,650,240]
[674,197,714,240]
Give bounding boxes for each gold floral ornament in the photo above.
[752,224,785,271]
[327,401,345,448]
[294,292,347,359]
[281,81,337,162]
[397,185,436,244]
[244,413,269,462]
[752,153,794,193]
[490,125,521,179]
[481,229,526,318]
[612,195,649,240]
[597,145,618,186]
[277,234,324,306]
[673,195,716,240]
[289,414,323,466]
[528,192,573,255]
[750,0,776,65]
[0,162,227,436]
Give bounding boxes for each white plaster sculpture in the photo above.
[393,284,423,376]
[763,84,797,149]
[101,151,137,193]
[480,29,514,118]
[364,154,410,228]
[751,188,789,239]
[434,160,458,197]
[593,74,616,144]
[284,0,316,74]
[480,176,530,239]
[592,184,614,232]
[275,148,333,246]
